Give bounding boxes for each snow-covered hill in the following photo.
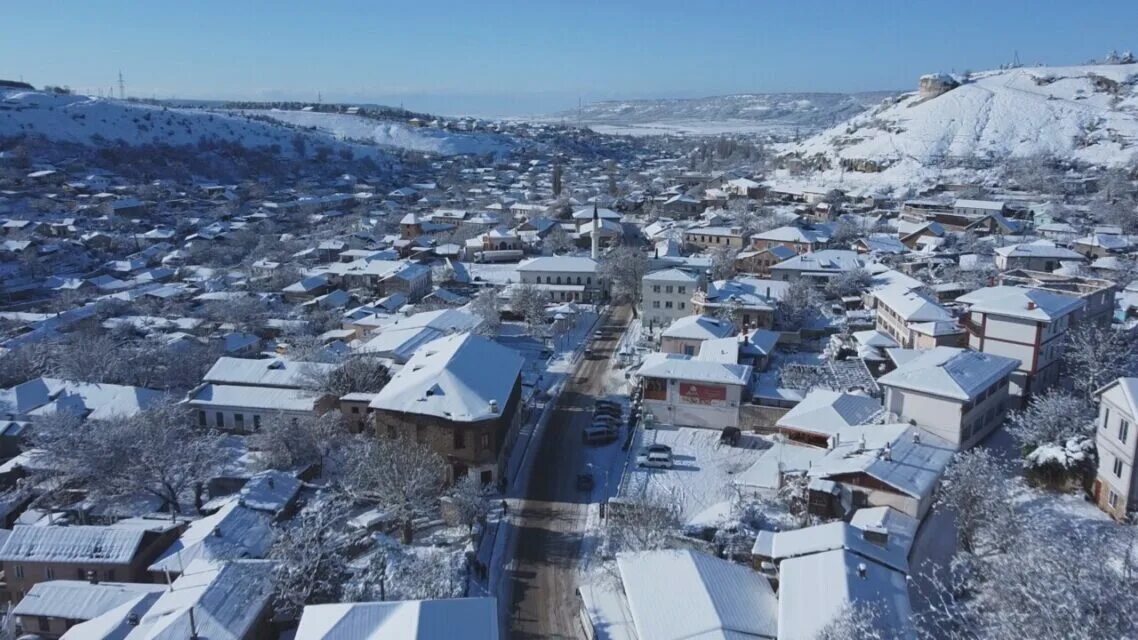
[239,109,517,156]
[784,63,1138,193]
[552,92,897,136]
[0,89,394,160]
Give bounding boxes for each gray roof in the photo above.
[638,353,752,386]
[14,581,165,620]
[776,390,882,436]
[956,285,1084,322]
[0,525,149,565]
[294,598,499,640]
[877,347,1019,401]
[203,357,335,389]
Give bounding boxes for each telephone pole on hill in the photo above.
[117,71,125,100]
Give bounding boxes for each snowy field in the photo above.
[620,426,768,527]
[587,120,796,137]
[240,109,516,156]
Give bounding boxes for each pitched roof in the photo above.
[202,357,335,389]
[637,353,752,386]
[516,256,598,273]
[809,424,955,500]
[956,285,1084,322]
[661,315,735,340]
[618,549,778,640]
[0,378,164,420]
[148,499,273,574]
[294,598,499,640]
[776,390,882,436]
[873,286,954,323]
[14,581,165,620]
[369,333,523,422]
[0,525,149,565]
[877,347,1019,401]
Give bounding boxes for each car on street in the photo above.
[576,467,595,491]
[583,424,618,445]
[594,404,622,417]
[592,412,621,426]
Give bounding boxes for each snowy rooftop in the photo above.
[772,249,863,274]
[643,267,700,283]
[873,286,954,323]
[753,225,823,243]
[957,285,1085,321]
[148,499,273,574]
[13,580,165,621]
[810,423,955,500]
[203,357,335,389]
[0,377,164,420]
[357,308,481,362]
[994,240,1084,260]
[777,547,913,640]
[617,549,778,640]
[638,352,752,386]
[293,598,499,640]
[775,389,882,437]
[877,347,1019,401]
[189,384,320,413]
[516,255,599,273]
[369,332,523,422]
[0,524,150,566]
[704,277,788,308]
[754,505,917,574]
[661,315,735,340]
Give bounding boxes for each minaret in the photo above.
[590,202,600,260]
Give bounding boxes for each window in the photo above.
[556,276,562,284]
[586,277,591,285]
[1109,490,1120,509]
[652,301,660,308]
[351,406,360,414]
[678,286,686,294]
[45,567,54,579]
[1103,407,1111,430]
[253,415,262,430]
[665,285,673,294]
[198,411,207,427]
[38,617,49,633]
[215,412,224,428]
[234,414,245,430]
[679,302,685,310]
[387,423,397,439]
[683,345,695,356]
[665,301,673,309]
[13,565,23,579]
[1121,420,1130,444]
[652,285,661,293]
[480,432,491,449]
[576,276,582,284]
[454,429,466,450]
[1114,456,1124,478]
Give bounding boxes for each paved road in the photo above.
[506,305,632,639]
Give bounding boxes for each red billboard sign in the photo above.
[678,382,727,405]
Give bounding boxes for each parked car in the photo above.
[636,447,674,469]
[583,424,618,445]
[592,413,621,427]
[594,404,621,417]
[719,426,742,447]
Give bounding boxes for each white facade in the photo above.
[516,256,601,303]
[882,383,1009,450]
[638,354,751,429]
[1094,379,1138,519]
[641,269,701,330]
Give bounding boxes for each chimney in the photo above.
[1026,300,1037,310]
[862,525,890,547]
[883,442,892,461]
[856,562,867,579]
[87,569,98,585]
[591,203,600,260]
[489,399,499,414]
[912,431,921,444]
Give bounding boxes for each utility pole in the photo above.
[117,70,125,100]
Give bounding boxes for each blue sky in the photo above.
[4,1,1136,115]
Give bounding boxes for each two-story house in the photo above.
[751,226,826,254]
[515,256,602,303]
[878,347,1020,450]
[691,277,788,330]
[659,315,735,356]
[682,225,749,251]
[641,268,702,331]
[188,357,338,433]
[1093,378,1138,520]
[956,286,1084,407]
[871,286,964,349]
[369,333,524,485]
[993,240,1084,272]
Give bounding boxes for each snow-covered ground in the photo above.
[240,109,517,156]
[782,62,1138,195]
[619,426,768,527]
[0,90,386,161]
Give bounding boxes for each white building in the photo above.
[871,285,963,349]
[956,285,1084,405]
[1093,378,1138,520]
[515,256,602,303]
[188,357,336,433]
[878,347,1019,449]
[638,353,752,429]
[659,315,735,356]
[641,268,701,330]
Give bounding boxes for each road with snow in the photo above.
[505,305,632,639]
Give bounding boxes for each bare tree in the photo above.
[605,489,684,553]
[469,287,502,336]
[342,436,447,543]
[776,278,822,329]
[510,283,549,337]
[817,602,901,640]
[250,411,352,478]
[934,449,1018,555]
[1007,389,1092,451]
[823,267,873,299]
[300,357,389,397]
[447,473,491,534]
[599,246,650,312]
[269,493,360,619]
[544,225,574,254]
[31,402,227,518]
[708,244,738,281]
[1063,323,1135,402]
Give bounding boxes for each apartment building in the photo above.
[1093,378,1138,520]
[641,268,702,330]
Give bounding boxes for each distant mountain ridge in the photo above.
[552,91,900,136]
